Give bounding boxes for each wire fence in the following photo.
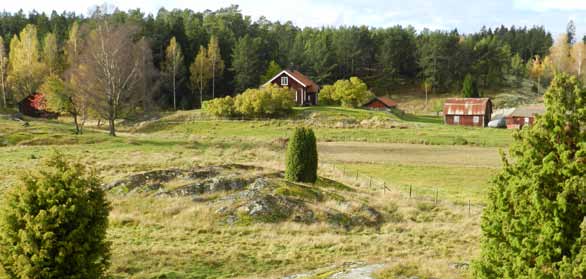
[319,161,485,216]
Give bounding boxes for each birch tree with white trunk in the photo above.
[0,36,8,108]
[75,14,144,136]
[163,37,184,110]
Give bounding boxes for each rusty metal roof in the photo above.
[509,104,545,118]
[443,98,491,116]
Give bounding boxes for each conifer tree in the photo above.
[231,35,262,92]
[0,153,111,279]
[461,74,479,98]
[260,60,282,84]
[285,127,318,183]
[474,73,586,278]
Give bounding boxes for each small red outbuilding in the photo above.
[362,96,398,111]
[18,92,58,118]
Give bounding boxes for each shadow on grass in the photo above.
[390,108,443,124]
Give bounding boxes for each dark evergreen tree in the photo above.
[461,74,479,97]
[567,20,576,45]
[285,127,318,183]
[231,34,262,92]
[373,25,418,88]
[474,73,586,278]
[304,31,336,84]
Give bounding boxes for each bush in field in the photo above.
[285,127,318,183]
[317,84,336,105]
[202,95,235,117]
[474,73,586,278]
[0,153,111,279]
[203,84,294,118]
[317,77,374,108]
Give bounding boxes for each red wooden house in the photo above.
[264,70,320,106]
[443,98,492,127]
[363,96,398,110]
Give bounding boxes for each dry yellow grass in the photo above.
[0,114,500,278]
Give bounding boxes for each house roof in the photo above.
[265,70,320,92]
[363,96,398,108]
[443,98,491,116]
[18,92,44,105]
[509,104,545,118]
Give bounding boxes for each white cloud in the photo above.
[513,0,586,12]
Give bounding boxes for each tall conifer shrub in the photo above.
[285,127,318,183]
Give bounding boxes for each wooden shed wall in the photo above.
[444,115,486,127]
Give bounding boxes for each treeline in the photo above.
[0,5,555,111]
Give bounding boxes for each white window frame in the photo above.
[454,115,460,124]
[473,116,480,124]
[281,76,288,86]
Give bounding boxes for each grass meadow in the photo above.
[0,106,512,278]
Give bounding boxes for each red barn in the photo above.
[506,104,545,129]
[265,70,320,106]
[443,98,492,127]
[362,96,398,110]
[18,92,58,118]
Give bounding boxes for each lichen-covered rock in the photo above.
[249,178,269,191]
[208,175,248,192]
[245,195,293,222]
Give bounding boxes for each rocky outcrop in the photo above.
[107,166,383,228]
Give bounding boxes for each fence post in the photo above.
[468,200,471,215]
[409,185,412,199]
[369,177,372,188]
[435,189,438,205]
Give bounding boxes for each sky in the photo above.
[2,0,586,35]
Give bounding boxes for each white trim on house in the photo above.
[263,70,307,87]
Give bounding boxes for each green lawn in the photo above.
[125,107,512,147]
[335,163,496,204]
